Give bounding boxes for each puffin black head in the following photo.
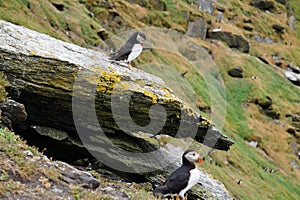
[125,31,146,46]
[135,31,146,46]
[182,150,204,167]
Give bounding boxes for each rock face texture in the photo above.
[0,20,233,174]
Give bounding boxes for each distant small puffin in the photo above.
[153,149,204,200]
[109,31,146,70]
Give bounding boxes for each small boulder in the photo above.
[287,15,296,31]
[285,71,300,86]
[287,64,300,73]
[216,6,225,12]
[97,29,109,41]
[265,109,280,119]
[52,3,65,11]
[56,161,100,189]
[252,96,272,109]
[253,34,276,44]
[98,186,130,200]
[197,0,214,14]
[246,140,259,148]
[243,19,252,23]
[291,114,300,122]
[250,0,275,11]
[286,127,296,136]
[0,99,27,130]
[243,25,253,31]
[272,24,285,33]
[275,0,287,5]
[207,31,250,53]
[228,68,244,78]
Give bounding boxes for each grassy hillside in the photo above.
[1,0,300,199]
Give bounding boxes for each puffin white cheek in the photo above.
[185,154,194,162]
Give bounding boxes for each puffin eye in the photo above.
[192,153,195,156]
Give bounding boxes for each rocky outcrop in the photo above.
[0,99,27,130]
[0,19,233,178]
[207,31,250,53]
[250,97,280,119]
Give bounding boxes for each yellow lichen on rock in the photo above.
[96,71,122,94]
[135,88,157,104]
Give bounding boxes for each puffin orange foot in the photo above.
[128,62,133,70]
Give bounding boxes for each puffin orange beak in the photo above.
[198,157,204,164]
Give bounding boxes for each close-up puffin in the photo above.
[153,149,204,200]
[109,31,146,69]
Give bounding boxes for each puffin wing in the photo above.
[154,166,189,196]
[109,40,134,61]
[109,32,139,61]
[165,167,190,194]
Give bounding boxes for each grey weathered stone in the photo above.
[253,34,276,44]
[55,161,100,189]
[186,16,207,39]
[287,15,296,31]
[197,0,214,14]
[31,125,69,141]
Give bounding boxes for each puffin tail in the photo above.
[153,185,171,197]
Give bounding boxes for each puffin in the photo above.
[153,149,204,200]
[109,31,146,70]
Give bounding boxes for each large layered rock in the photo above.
[0,20,233,175]
[0,20,235,199]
